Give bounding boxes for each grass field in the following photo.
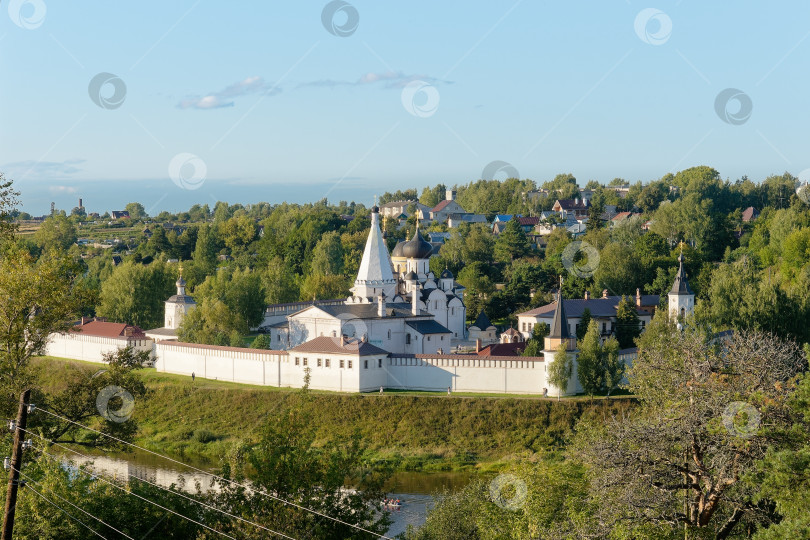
[32,356,635,471]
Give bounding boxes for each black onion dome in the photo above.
[440,268,453,279]
[371,205,379,213]
[404,271,417,281]
[391,241,405,258]
[401,229,433,259]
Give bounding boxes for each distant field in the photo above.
[32,356,635,471]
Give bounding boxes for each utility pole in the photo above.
[2,389,31,540]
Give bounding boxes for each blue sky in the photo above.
[2,1,810,214]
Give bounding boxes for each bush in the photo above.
[192,429,217,444]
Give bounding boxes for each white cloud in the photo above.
[49,185,78,194]
[298,71,452,90]
[2,158,85,179]
[177,77,281,110]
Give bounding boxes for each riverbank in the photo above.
[33,356,635,471]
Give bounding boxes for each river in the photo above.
[61,448,475,537]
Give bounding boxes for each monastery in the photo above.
[45,206,696,396]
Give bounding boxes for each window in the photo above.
[317,358,322,367]
[441,335,444,340]
[364,360,368,369]
[406,334,411,344]
[602,322,606,333]
[387,330,391,339]
[348,360,353,369]
[427,336,431,341]
[641,320,646,328]
[303,358,308,366]
[378,358,382,368]
[522,322,526,331]
[295,357,300,366]
[325,359,330,368]
[340,359,345,368]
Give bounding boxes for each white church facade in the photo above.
[268,205,466,353]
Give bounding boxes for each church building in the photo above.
[269,205,467,354]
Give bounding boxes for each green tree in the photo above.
[576,320,603,399]
[251,333,271,349]
[209,404,391,538]
[97,261,176,329]
[310,230,344,276]
[574,320,805,538]
[221,214,257,253]
[0,248,78,414]
[576,307,592,340]
[33,215,77,251]
[298,274,350,301]
[192,223,218,275]
[547,343,572,400]
[262,257,299,304]
[124,202,146,219]
[177,298,247,345]
[601,336,624,396]
[494,218,530,263]
[0,174,19,242]
[522,322,549,357]
[614,295,641,348]
[195,267,266,329]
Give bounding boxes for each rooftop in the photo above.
[517,295,661,318]
[291,336,389,356]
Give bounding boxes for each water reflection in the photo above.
[55,448,474,536]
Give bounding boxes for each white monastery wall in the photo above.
[45,333,153,363]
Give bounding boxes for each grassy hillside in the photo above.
[32,357,635,471]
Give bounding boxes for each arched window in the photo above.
[387,329,391,339]
[680,307,685,317]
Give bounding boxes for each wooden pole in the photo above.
[2,389,31,540]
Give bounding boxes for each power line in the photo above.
[19,428,296,540]
[36,407,392,539]
[12,466,134,540]
[22,480,109,540]
[16,433,237,539]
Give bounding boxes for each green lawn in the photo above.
[32,356,635,471]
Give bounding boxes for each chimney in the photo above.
[377,293,385,317]
[636,288,642,307]
[602,289,608,299]
[446,189,456,201]
[476,338,482,352]
[412,285,419,315]
[584,290,590,300]
[78,198,83,209]
[340,335,345,346]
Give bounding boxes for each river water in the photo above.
[62,448,474,537]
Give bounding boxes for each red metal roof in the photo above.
[76,320,146,339]
[431,199,455,213]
